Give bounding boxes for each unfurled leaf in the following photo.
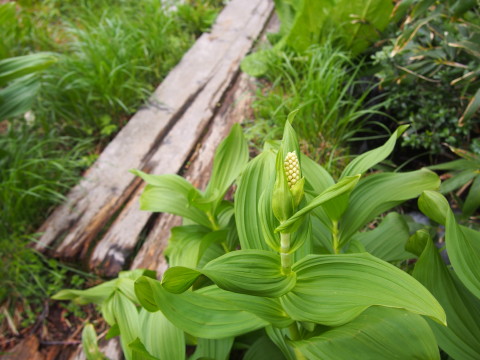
[340,125,408,178]
[235,150,276,251]
[339,169,440,245]
[133,170,211,228]
[292,307,439,360]
[135,277,268,339]
[446,211,480,299]
[418,190,450,225]
[203,123,249,210]
[162,250,296,297]
[138,309,185,360]
[409,230,480,359]
[351,212,415,262]
[463,175,480,216]
[190,337,234,360]
[280,253,446,326]
[243,335,286,360]
[276,175,360,233]
[129,338,159,360]
[82,324,107,360]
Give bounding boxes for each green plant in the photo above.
[241,0,393,77]
[372,0,480,156]
[244,45,388,169]
[429,146,480,220]
[55,121,458,359]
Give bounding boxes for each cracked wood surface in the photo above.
[35,0,274,264]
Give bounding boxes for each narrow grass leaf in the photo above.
[280,253,446,326]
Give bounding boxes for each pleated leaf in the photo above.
[409,230,480,359]
[203,123,249,203]
[276,175,360,233]
[235,150,276,250]
[243,335,286,360]
[280,253,446,326]
[162,250,296,297]
[197,285,293,329]
[135,276,268,339]
[340,125,408,178]
[164,225,212,268]
[339,169,440,245]
[138,309,185,360]
[190,337,234,360]
[446,211,480,299]
[351,212,415,262]
[133,170,211,228]
[300,154,334,195]
[292,307,439,360]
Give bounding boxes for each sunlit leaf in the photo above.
[292,307,439,360]
[280,253,446,326]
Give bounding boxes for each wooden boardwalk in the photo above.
[35,0,274,280]
[12,0,278,358]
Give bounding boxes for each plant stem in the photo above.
[332,220,340,254]
[280,232,292,275]
[207,212,219,231]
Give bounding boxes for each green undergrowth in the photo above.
[243,44,390,172]
[0,0,222,328]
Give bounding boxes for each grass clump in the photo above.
[245,43,387,169]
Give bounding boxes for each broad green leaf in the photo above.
[300,153,334,195]
[82,324,107,360]
[340,125,408,178]
[429,159,477,171]
[276,175,360,233]
[265,327,296,360]
[292,307,439,360]
[446,210,480,299]
[418,190,450,225]
[409,230,480,359]
[134,277,268,339]
[203,124,249,209]
[0,74,40,119]
[463,175,480,216]
[241,50,271,77]
[162,250,296,297]
[164,225,211,267]
[351,212,415,262]
[198,285,293,328]
[280,253,446,326]
[235,150,276,250]
[440,169,478,194]
[190,337,234,360]
[112,292,141,360]
[53,280,117,305]
[339,169,440,245]
[243,335,286,360]
[258,187,281,252]
[129,338,159,360]
[139,309,185,360]
[133,170,211,228]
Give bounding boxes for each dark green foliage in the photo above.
[373,0,480,156]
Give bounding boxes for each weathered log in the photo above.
[130,73,257,275]
[35,0,273,262]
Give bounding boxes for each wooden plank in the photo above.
[130,72,257,275]
[34,0,273,261]
[87,6,273,275]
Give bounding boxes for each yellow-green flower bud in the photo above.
[284,152,300,189]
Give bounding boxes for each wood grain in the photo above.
[35,0,273,263]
